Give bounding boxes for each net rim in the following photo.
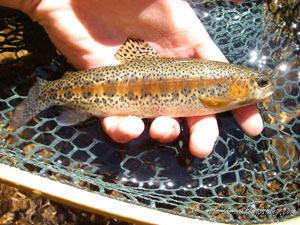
[0,162,299,225]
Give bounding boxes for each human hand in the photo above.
[1,0,262,158]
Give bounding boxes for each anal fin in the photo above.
[57,108,91,126]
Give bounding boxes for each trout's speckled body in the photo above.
[10,38,272,128]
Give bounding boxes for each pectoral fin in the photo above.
[57,108,91,126]
[200,97,232,109]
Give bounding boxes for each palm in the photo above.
[29,0,227,68]
[1,0,262,158]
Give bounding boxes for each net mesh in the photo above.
[0,0,300,224]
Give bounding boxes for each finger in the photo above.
[0,0,38,14]
[100,116,144,143]
[149,116,180,143]
[232,104,263,137]
[187,115,219,158]
[0,0,21,9]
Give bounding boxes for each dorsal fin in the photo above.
[114,38,159,64]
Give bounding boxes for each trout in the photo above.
[10,38,273,128]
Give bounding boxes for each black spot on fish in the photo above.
[83,91,91,99]
[64,91,73,100]
[56,83,63,89]
[171,92,179,100]
[64,84,72,91]
[191,94,197,101]
[181,88,191,97]
[127,92,134,101]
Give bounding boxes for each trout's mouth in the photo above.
[258,84,273,101]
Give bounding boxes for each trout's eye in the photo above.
[256,76,270,88]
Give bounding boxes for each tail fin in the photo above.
[9,78,51,128]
